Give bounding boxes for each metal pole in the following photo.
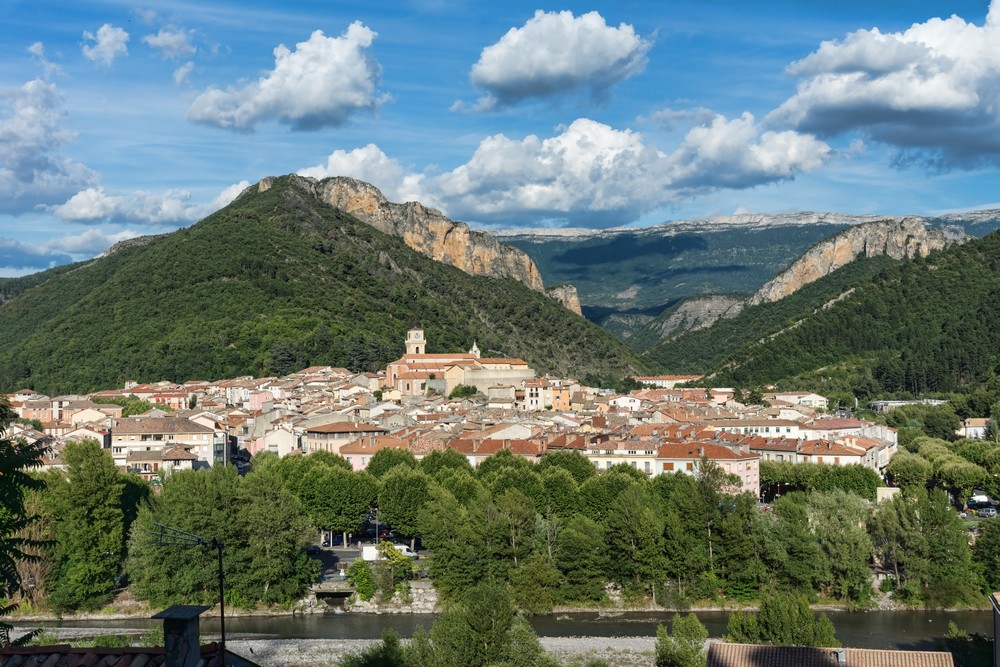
[216,540,225,666]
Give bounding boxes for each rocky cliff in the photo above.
[262,175,548,294]
[746,218,964,306]
[546,284,583,316]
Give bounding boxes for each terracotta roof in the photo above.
[656,442,757,461]
[114,416,213,435]
[706,643,953,667]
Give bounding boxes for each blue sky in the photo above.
[1,0,998,275]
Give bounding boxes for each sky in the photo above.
[2,0,999,276]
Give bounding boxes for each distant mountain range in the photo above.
[499,209,1000,342]
[0,175,638,394]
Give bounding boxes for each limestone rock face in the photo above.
[546,284,583,316]
[747,218,963,306]
[281,175,546,293]
[655,295,745,339]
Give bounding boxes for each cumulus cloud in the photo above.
[466,10,651,110]
[188,23,385,132]
[50,187,205,225]
[0,79,98,214]
[143,27,196,59]
[0,238,72,271]
[207,180,251,212]
[298,144,429,204]
[82,24,129,66]
[768,2,1000,167]
[43,228,140,255]
[427,116,828,225]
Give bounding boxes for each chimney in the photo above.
[153,604,211,667]
[833,647,846,664]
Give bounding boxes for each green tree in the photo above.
[302,467,377,547]
[553,515,608,604]
[604,485,666,602]
[430,581,516,667]
[727,589,839,647]
[417,486,484,597]
[538,450,596,484]
[45,440,126,610]
[655,613,708,667]
[379,467,432,549]
[420,448,474,476]
[770,495,822,593]
[0,399,48,645]
[366,449,418,479]
[508,553,562,614]
[232,467,317,604]
[885,451,932,489]
[807,491,873,604]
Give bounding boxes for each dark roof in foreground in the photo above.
[0,643,260,667]
[707,643,954,667]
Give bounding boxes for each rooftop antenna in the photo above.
[151,523,226,665]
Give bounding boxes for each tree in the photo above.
[885,451,932,490]
[366,449,417,479]
[45,440,127,610]
[553,515,608,604]
[430,581,515,667]
[417,486,484,597]
[807,491,873,604]
[420,448,474,476]
[726,589,839,647]
[232,467,317,604]
[0,399,48,645]
[379,467,432,549]
[604,485,666,602]
[655,613,708,667]
[301,467,377,547]
[538,450,596,484]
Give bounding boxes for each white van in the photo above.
[361,544,418,561]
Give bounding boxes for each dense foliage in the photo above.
[659,232,1000,396]
[0,176,640,394]
[643,255,896,370]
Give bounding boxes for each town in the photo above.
[4,328,918,496]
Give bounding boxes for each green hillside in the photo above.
[0,177,641,394]
[650,232,1000,396]
[503,223,851,336]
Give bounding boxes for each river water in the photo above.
[24,608,993,651]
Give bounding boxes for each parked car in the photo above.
[979,507,997,518]
[305,545,320,555]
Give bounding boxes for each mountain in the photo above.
[646,229,1000,397]
[632,218,964,348]
[296,175,581,315]
[499,210,1000,340]
[0,175,639,394]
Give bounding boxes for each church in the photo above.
[383,328,536,399]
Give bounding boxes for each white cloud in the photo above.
[0,237,73,271]
[0,79,98,214]
[50,187,205,225]
[768,1,1000,167]
[28,42,61,78]
[82,24,129,66]
[188,23,385,132]
[207,180,251,212]
[173,61,195,86]
[467,10,651,110]
[43,228,140,255]
[427,116,828,225]
[143,27,196,59]
[298,144,428,204]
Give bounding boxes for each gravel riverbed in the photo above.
[225,636,656,666]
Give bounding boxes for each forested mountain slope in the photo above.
[651,231,1000,395]
[0,176,639,394]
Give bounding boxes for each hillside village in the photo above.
[2,328,914,496]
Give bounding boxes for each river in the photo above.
[22,608,993,651]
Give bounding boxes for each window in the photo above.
[663,462,674,471]
[686,462,694,471]
[644,461,651,473]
